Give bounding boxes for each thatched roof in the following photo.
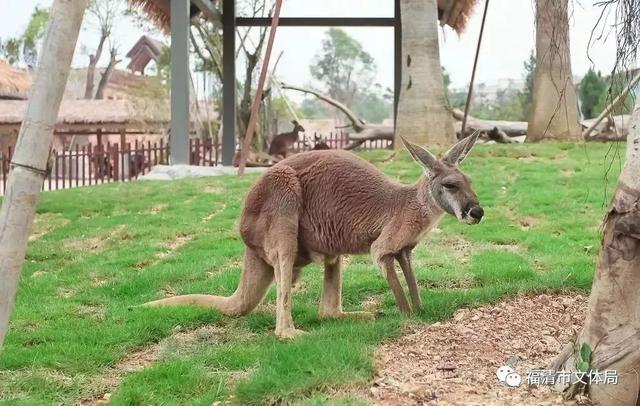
[63,68,167,100]
[128,0,205,34]
[438,0,479,33]
[0,99,169,129]
[0,98,216,134]
[129,0,478,34]
[0,60,32,100]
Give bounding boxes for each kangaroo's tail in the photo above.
[143,247,273,316]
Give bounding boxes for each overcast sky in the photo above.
[0,0,626,93]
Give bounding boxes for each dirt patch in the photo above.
[63,237,105,252]
[148,203,168,215]
[204,185,224,194]
[425,233,526,264]
[202,202,227,222]
[156,234,193,259]
[79,325,230,405]
[79,345,160,405]
[29,213,69,241]
[158,325,226,358]
[367,294,589,405]
[77,304,106,321]
[362,295,385,311]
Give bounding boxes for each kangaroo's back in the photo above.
[268,150,404,255]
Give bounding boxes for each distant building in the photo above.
[126,35,165,75]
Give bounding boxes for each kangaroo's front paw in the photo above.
[276,327,306,340]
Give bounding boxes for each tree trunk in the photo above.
[84,30,107,100]
[527,0,581,142]
[94,48,119,100]
[0,0,88,349]
[396,0,454,147]
[551,99,640,404]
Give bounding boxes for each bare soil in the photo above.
[368,294,591,405]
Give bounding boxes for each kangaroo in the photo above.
[311,134,331,150]
[268,120,305,160]
[146,132,484,339]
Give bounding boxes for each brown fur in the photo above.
[311,134,331,150]
[268,120,305,159]
[145,133,484,339]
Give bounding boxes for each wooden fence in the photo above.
[0,132,391,195]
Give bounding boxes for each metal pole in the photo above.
[461,0,490,136]
[237,0,284,175]
[170,0,191,164]
[222,0,236,166]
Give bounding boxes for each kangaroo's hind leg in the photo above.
[319,256,376,320]
[265,215,304,339]
[256,165,305,339]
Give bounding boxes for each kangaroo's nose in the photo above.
[469,206,484,220]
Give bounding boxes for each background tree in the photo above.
[579,68,607,119]
[310,28,375,108]
[353,83,393,124]
[551,1,640,403]
[527,0,581,142]
[0,7,49,69]
[83,0,125,99]
[594,71,637,116]
[396,0,454,146]
[521,50,536,118]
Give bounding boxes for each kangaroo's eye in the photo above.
[443,183,457,190]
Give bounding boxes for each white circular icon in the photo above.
[505,372,522,387]
[496,366,514,382]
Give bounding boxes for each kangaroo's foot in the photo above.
[275,327,306,339]
[319,310,377,320]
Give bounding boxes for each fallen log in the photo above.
[281,83,394,147]
[452,108,527,138]
[582,114,630,142]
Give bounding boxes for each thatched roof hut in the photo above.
[0,98,215,137]
[0,60,32,100]
[0,99,169,136]
[128,0,478,33]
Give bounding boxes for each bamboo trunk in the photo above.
[0,0,88,348]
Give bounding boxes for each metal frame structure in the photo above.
[171,0,401,166]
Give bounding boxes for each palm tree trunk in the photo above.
[527,0,581,142]
[0,0,88,349]
[396,0,454,147]
[550,98,640,404]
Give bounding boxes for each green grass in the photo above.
[0,142,624,405]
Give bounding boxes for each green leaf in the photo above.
[580,343,592,363]
[577,361,590,373]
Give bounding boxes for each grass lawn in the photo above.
[0,142,625,405]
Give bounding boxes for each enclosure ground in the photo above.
[0,143,623,405]
[367,294,590,405]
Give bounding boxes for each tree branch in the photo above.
[280,83,368,131]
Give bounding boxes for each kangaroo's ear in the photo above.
[443,130,481,165]
[400,136,439,174]
[292,120,298,125]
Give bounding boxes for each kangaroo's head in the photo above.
[291,120,305,135]
[312,134,331,150]
[401,132,484,225]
